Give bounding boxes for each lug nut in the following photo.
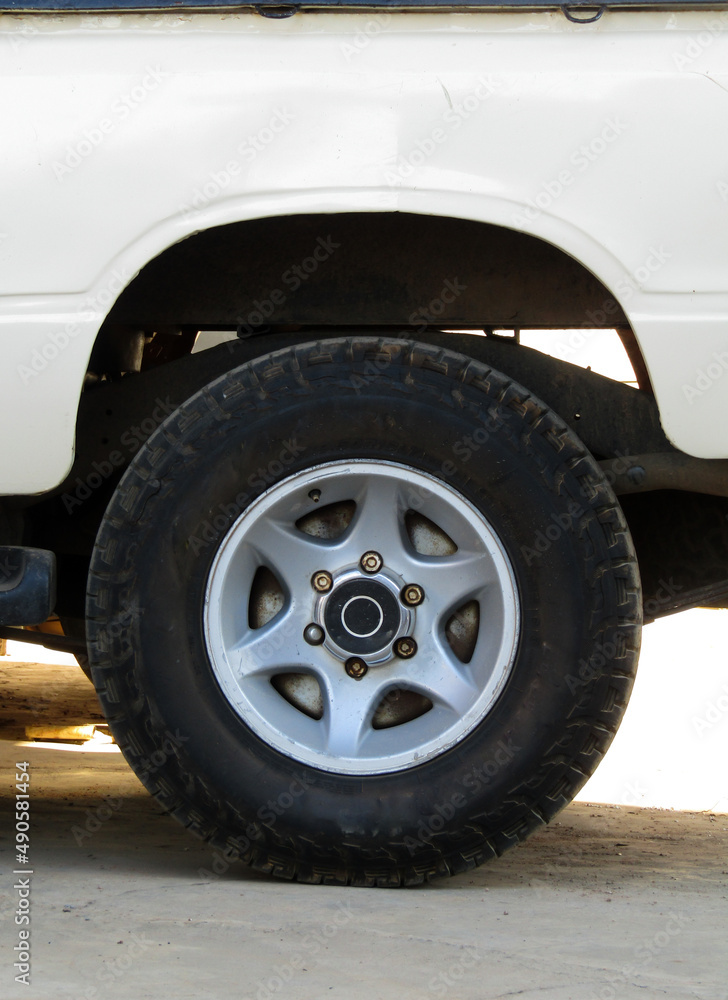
[312,571,333,593]
[345,657,368,680]
[360,551,383,574]
[401,584,425,607]
[394,637,417,659]
[303,623,325,646]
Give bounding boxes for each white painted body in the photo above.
[1,8,728,493]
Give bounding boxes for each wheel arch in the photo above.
[87,206,646,377]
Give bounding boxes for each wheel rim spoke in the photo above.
[402,631,479,718]
[411,549,494,620]
[333,476,416,573]
[320,675,383,758]
[245,518,326,594]
[230,605,312,677]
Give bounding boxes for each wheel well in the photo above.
[92,212,633,376]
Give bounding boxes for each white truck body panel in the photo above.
[1,9,728,492]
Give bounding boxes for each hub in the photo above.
[314,565,414,666]
[324,579,401,656]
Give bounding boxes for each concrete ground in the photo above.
[1,661,726,1000]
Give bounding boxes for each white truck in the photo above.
[1,0,727,886]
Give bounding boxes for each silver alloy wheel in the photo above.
[204,460,520,775]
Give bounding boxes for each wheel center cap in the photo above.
[341,595,384,638]
[324,579,401,656]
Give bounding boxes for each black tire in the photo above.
[86,337,641,886]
